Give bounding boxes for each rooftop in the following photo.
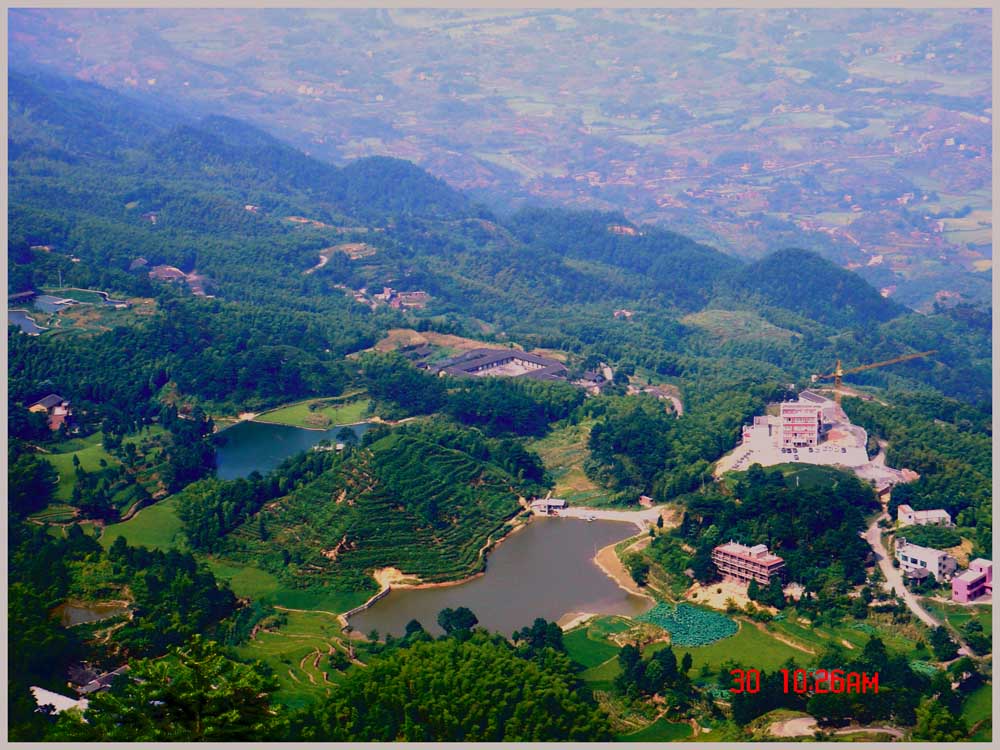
[714,541,784,565]
[897,539,951,561]
[954,568,986,583]
[31,393,66,409]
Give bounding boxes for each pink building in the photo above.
[779,403,823,448]
[712,541,785,585]
[952,559,992,603]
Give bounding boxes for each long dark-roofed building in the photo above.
[430,348,568,381]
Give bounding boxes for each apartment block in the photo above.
[712,541,785,585]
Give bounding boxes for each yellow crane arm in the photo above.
[838,350,936,376]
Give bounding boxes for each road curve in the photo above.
[862,513,940,628]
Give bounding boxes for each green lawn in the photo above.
[256,398,371,429]
[580,656,621,690]
[120,424,167,446]
[564,623,622,669]
[617,716,692,742]
[270,587,373,614]
[203,559,283,601]
[203,558,371,613]
[647,620,805,675]
[100,496,186,551]
[961,684,992,728]
[43,433,120,501]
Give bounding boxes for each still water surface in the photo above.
[215,420,371,479]
[351,517,650,638]
[53,601,130,627]
[8,310,46,334]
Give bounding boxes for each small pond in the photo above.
[8,309,47,334]
[215,420,371,480]
[53,601,131,627]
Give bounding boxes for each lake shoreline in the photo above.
[347,516,648,638]
[342,517,533,628]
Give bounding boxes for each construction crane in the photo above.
[811,351,936,403]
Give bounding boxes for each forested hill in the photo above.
[11,69,478,225]
[8,66,991,425]
[726,248,906,329]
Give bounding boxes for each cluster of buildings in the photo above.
[428,348,569,382]
[894,537,993,603]
[712,534,992,607]
[711,541,786,586]
[373,287,430,310]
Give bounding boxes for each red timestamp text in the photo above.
[730,668,879,694]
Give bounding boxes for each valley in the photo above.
[7,26,992,744]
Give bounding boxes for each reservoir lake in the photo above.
[215,420,371,479]
[350,517,650,638]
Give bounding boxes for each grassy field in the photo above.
[646,620,805,676]
[231,609,351,709]
[270,587,373,614]
[43,433,120,501]
[203,559,283,601]
[530,420,616,507]
[617,716,693,742]
[961,684,991,727]
[100,496,187,551]
[924,601,992,637]
[564,617,626,668]
[256,397,371,429]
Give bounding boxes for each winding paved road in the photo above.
[862,512,940,628]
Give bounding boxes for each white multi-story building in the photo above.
[779,402,823,448]
[895,537,958,582]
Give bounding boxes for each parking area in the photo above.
[714,414,870,477]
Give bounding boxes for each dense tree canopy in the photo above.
[303,633,612,741]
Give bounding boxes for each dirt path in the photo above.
[750,621,816,654]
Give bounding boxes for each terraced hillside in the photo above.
[220,426,534,592]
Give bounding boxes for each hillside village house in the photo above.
[895,537,958,582]
[711,541,785,585]
[29,393,72,431]
[952,559,993,603]
[897,504,953,527]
